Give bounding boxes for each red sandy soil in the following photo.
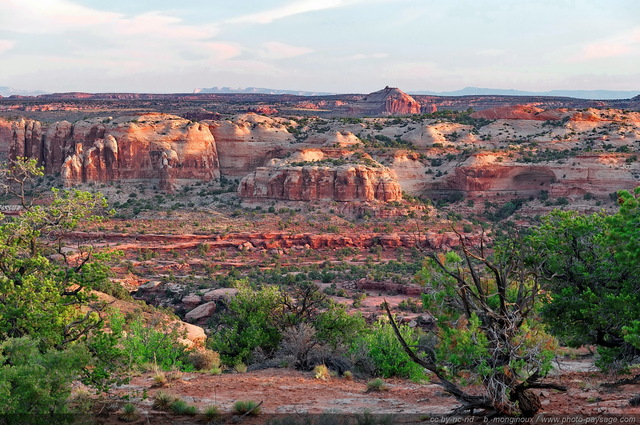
[98,359,640,424]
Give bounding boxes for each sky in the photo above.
[0,0,639,94]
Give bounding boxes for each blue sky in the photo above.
[0,0,638,93]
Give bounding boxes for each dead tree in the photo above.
[387,225,565,417]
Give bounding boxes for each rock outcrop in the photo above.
[239,150,402,202]
[426,152,640,200]
[206,113,294,178]
[338,87,421,116]
[470,105,562,120]
[1,114,220,189]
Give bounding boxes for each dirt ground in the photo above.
[93,356,640,424]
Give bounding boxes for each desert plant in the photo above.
[234,362,248,373]
[119,403,140,422]
[152,372,167,387]
[209,365,223,375]
[188,349,221,371]
[314,364,331,381]
[152,391,176,411]
[170,398,190,415]
[203,404,221,419]
[343,370,354,381]
[366,378,388,392]
[233,400,261,416]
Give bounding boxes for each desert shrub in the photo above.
[187,349,221,371]
[0,337,90,415]
[170,399,190,415]
[204,404,221,419]
[234,362,248,373]
[119,403,139,422]
[233,400,261,416]
[351,320,427,382]
[314,364,331,380]
[111,312,191,371]
[208,282,283,365]
[366,378,388,392]
[152,391,176,411]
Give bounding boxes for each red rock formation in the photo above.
[206,114,294,178]
[2,114,220,188]
[427,153,640,200]
[338,87,421,116]
[239,163,402,202]
[470,105,562,120]
[247,106,278,115]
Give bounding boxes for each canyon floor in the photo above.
[88,355,640,424]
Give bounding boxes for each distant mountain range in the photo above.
[194,86,334,96]
[409,87,639,100]
[0,86,48,97]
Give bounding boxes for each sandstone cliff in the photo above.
[239,150,402,202]
[206,113,295,178]
[426,152,640,200]
[1,114,220,188]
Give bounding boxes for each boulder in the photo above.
[185,301,217,323]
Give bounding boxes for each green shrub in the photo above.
[209,282,282,364]
[111,312,190,371]
[152,391,176,411]
[204,404,221,419]
[0,337,90,414]
[366,378,388,392]
[119,403,139,422]
[233,400,261,416]
[351,320,427,381]
[170,399,190,415]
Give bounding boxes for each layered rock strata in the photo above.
[1,114,220,188]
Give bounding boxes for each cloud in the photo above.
[349,53,389,60]
[0,0,120,33]
[0,40,16,54]
[226,0,361,25]
[476,49,506,57]
[260,42,313,59]
[573,27,640,61]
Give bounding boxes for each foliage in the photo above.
[111,312,191,371]
[314,364,331,380]
[352,319,427,382]
[0,337,90,415]
[366,378,388,392]
[209,280,366,366]
[526,201,640,370]
[209,281,283,364]
[187,348,221,371]
[404,227,558,416]
[233,400,261,416]
[0,159,132,410]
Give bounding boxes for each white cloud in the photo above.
[260,42,313,59]
[0,0,120,33]
[226,0,361,25]
[573,27,640,61]
[476,49,506,57]
[349,53,389,60]
[0,39,16,54]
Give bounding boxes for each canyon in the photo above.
[1,87,639,206]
